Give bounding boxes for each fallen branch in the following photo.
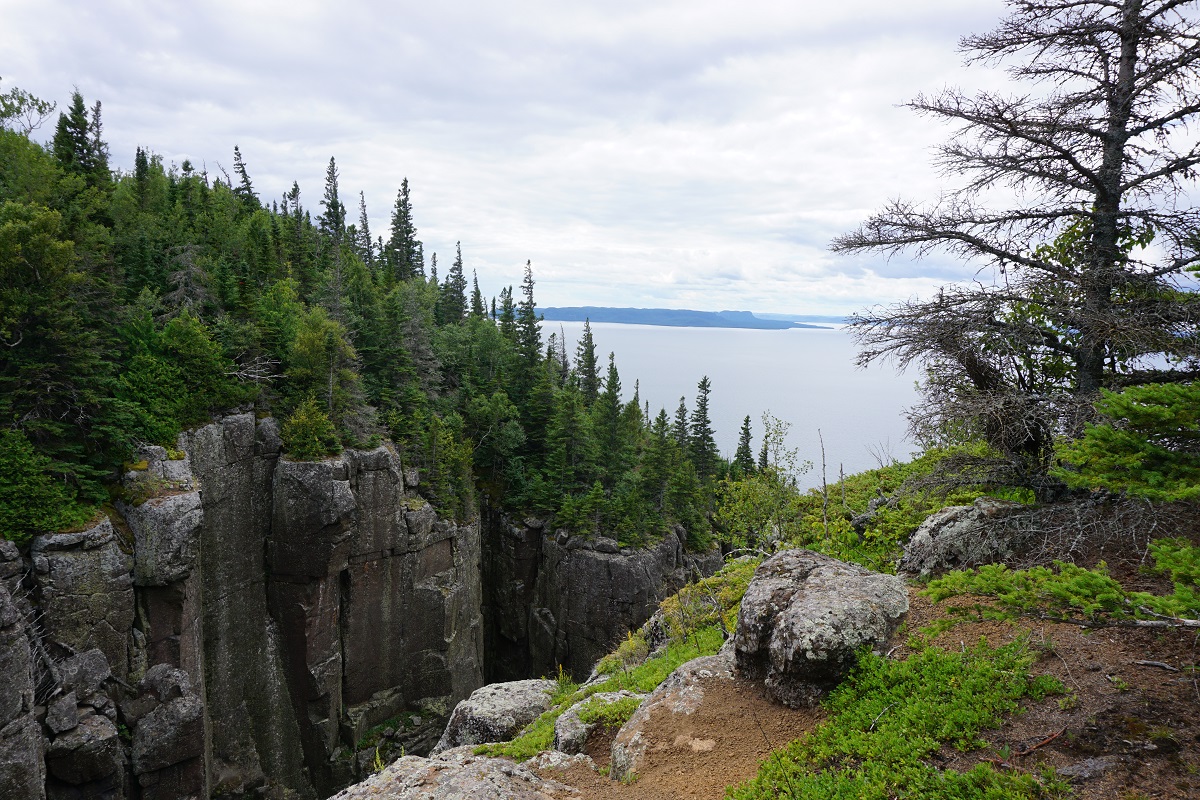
[1132,660,1179,672]
[1015,727,1065,756]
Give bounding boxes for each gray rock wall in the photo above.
[268,447,484,795]
[0,414,486,800]
[484,515,723,681]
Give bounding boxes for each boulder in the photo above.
[45,712,123,785]
[898,497,1035,578]
[553,690,643,755]
[733,549,908,708]
[45,693,78,735]
[329,749,577,800]
[132,694,204,774]
[432,679,557,754]
[609,649,733,783]
[58,650,110,697]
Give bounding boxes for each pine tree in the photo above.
[574,318,600,405]
[734,415,755,476]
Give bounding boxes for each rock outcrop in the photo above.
[432,679,557,754]
[484,515,722,681]
[733,549,908,708]
[898,497,1036,578]
[329,749,578,800]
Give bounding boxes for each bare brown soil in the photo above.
[552,675,821,800]
[538,585,1200,800]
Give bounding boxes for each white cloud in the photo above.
[4,0,1016,312]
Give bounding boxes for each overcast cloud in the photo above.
[4,0,1014,313]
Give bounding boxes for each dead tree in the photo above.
[833,0,1200,489]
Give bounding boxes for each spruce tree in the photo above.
[232,145,258,212]
[437,241,468,324]
[689,376,719,481]
[734,415,755,476]
[574,318,600,405]
[386,178,420,282]
[317,156,344,244]
[355,191,374,270]
[672,397,690,452]
[470,270,485,318]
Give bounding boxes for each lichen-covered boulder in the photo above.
[553,690,643,755]
[898,497,1035,578]
[329,748,577,799]
[431,679,556,754]
[733,549,907,708]
[609,649,733,783]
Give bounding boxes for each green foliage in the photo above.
[728,640,1066,800]
[282,396,340,460]
[481,557,755,762]
[0,428,92,543]
[923,538,1200,624]
[1055,382,1200,501]
[576,694,643,730]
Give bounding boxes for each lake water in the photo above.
[549,322,921,489]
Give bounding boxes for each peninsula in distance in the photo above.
[540,306,843,329]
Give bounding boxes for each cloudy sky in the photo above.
[5,0,1013,314]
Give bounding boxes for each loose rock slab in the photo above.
[733,549,907,708]
[432,679,557,754]
[329,749,578,800]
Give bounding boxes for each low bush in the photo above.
[728,639,1067,800]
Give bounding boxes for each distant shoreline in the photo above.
[540,306,842,330]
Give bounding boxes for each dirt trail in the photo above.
[537,586,1200,800]
[550,675,820,800]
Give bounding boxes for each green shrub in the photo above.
[923,538,1200,625]
[282,397,340,460]
[576,694,642,731]
[728,640,1067,800]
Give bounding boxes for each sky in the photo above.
[3,0,1015,314]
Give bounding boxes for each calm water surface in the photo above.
[550,322,920,489]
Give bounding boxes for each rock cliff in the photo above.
[0,414,483,800]
[0,413,712,799]
[483,513,723,681]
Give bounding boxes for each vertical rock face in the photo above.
[268,446,484,795]
[0,581,45,800]
[484,516,723,681]
[184,413,313,799]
